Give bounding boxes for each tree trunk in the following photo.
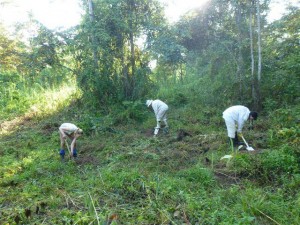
[255,0,262,110]
[249,0,256,104]
[121,46,130,98]
[128,0,136,99]
[88,0,99,69]
[129,25,135,98]
[129,26,135,78]
[256,0,262,82]
[235,2,244,101]
[180,63,183,83]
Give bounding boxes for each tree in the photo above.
[0,24,22,70]
[249,0,256,105]
[234,0,246,100]
[73,0,165,103]
[151,0,273,107]
[262,6,300,107]
[255,0,262,110]
[87,0,99,69]
[146,24,186,84]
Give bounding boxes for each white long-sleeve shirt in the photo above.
[222,105,250,133]
[151,100,169,121]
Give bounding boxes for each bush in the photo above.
[112,101,147,125]
[260,146,299,181]
[232,153,257,176]
[176,164,215,187]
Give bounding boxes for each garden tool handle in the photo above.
[241,135,250,148]
[65,139,72,156]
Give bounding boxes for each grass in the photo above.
[0,88,299,224]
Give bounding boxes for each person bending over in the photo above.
[222,105,258,147]
[146,99,169,137]
[59,123,83,159]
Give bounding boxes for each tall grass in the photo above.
[0,70,80,122]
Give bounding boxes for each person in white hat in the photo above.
[146,99,169,137]
[59,123,83,159]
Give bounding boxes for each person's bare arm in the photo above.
[59,127,67,139]
[70,133,81,153]
[70,136,77,153]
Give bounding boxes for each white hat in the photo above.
[146,100,153,107]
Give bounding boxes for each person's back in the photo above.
[222,105,250,124]
[59,123,78,135]
[151,100,168,116]
[222,105,258,148]
[146,99,169,137]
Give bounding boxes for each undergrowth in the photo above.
[0,91,299,224]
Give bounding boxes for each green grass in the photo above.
[0,88,299,224]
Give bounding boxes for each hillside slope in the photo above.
[0,100,299,224]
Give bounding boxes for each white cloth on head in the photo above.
[146,100,153,107]
[222,105,250,138]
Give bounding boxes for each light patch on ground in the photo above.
[0,85,79,135]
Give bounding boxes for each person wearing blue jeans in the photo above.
[59,123,83,159]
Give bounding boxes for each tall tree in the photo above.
[88,0,99,69]
[249,0,256,104]
[262,6,300,106]
[234,0,246,100]
[0,24,22,71]
[255,0,262,109]
[146,24,186,84]
[74,0,165,102]
[153,0,272,105]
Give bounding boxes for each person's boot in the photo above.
[153,126,160,137]
[163,120,169,134]
[60,149,65,161]
[163,126,169,134]
[72,149,77,158]
[229,138,239,147]
[234,132,244,145]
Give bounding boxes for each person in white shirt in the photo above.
[146,99,169,137]
[59,123,83,159]
[222,105,258,146]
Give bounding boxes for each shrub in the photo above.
[111,101,147,125]
[260,146,299,181]
[176,164,215,187]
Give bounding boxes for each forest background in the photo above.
[0,0,299,224]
